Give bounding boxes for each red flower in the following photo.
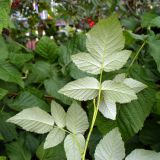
[87,18,95,28]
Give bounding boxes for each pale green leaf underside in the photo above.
[72,50,131,75]
[125,149,160,160]
[51,100,66,128]
[102,80,137,103]
[86,14,125,62]
[95,128,125,160]
[66,102,89,134]
[64,134,85,160]
[72,15,131,75]
[99,98,116,120]
[7,107,54,134]
[44,128,65,149]
[103,50,131,72]
[71,53,101,75]
[58,77,99,101]
[114,73,126,82]
[114,74,147,93]
[123,78,147,93]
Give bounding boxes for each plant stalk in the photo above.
[128,41,146,70]
[82,68,103,160]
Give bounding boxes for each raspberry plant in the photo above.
[7,14,148,160]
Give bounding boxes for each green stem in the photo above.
[82,68,103,160]
[128,41,146,71]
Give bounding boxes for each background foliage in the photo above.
[0,0,160,159]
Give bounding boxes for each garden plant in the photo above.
[1,0,160,160]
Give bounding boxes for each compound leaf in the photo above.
[71,53,101,75]
[64,134,85,160]
[99,98,117,120]
[59,77,99,101]
[95,128,125,160]
[125,149,160,160]
[66,102,89,134]
[51,100,66,128]
[7,107,54,134]
[86,14,125,62]
[44,128,65,149]
[102,80,137,103]
[104,50,131,72]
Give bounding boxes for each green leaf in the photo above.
[7,107,54,134]
[5,140,31,160]
[117,89,155,141]
[35,36,58,61]
[154,91,160,115]
[0,8,10,33]
[27,61,51,83]
[58,34,86,66]
[150,16,160,28]
[66,102,89,134]
[24,133,40,155]
[99,98,116,120]
[126,30,147,41]
[141,12,157,28]
[141,13,160,28]
[94,128,125,160]
[0,112,17,142]
[71,53,101,75]
[0,88,8,100]
[0,62,24,87]
[88,128,103,159]
[121,17,138,30]
[96,116,117,135]
[148,36,160,73]
[44,128,65,149]
[86,14,124,63]
[59,77,99,101]
[51,100,66,128]
[8,91,49,112]
[0,156,6,160]
[64,134,85,160]
[102,80,137,103]
[0,36,8,61]
[44,77,72,105]
[125,149,160,160]
[139,122,160,151]
[129,64,158,83]
[9,53,34,66]
[68,63,91,79]
[0,0,10,13]
[36,142,66,160]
